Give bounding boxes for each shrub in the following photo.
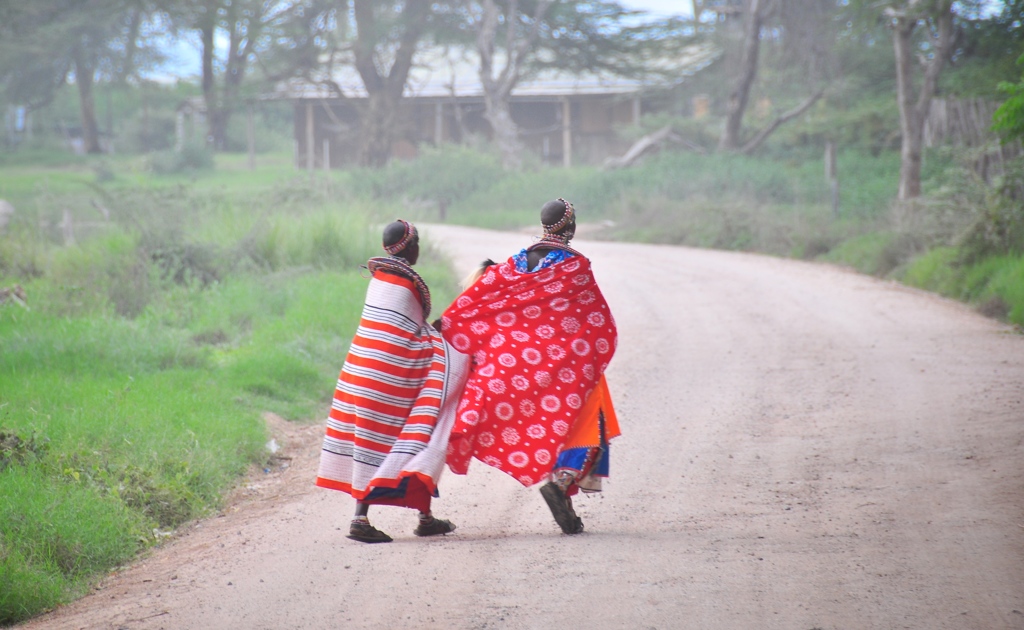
[958,158,1024,263]
[355,145,504,219]
[149,142,214,175]
[244,211,376,272]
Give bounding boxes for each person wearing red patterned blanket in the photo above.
[315,220,471,543]
[441,199,621,535]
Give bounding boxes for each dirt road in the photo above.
[20,225,1024,630]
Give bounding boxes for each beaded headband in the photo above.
[543,198,575,235]
[383,219,418,256]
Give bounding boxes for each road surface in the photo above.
[20,225,1024,630]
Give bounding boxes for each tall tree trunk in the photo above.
[719,0,764,151]
[476,0,551,170]
[351,0,428,167]
[211,1,255,151]
[200,4,217,149]
[484,96,521,170]
[196,1,260,152]
[890,2,954,200]
[73,49,101,154]
[359,93,398,168]
[892,18,922,199]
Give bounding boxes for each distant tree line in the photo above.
[0,0,1021,198]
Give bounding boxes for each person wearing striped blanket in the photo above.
[315,220,471,543]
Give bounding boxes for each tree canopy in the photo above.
[0,0,1020,175]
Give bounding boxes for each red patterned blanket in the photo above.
[441,255,617,486]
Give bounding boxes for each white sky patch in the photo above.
[620,0,693,19]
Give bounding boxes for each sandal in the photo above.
[571,515,584,534]
[347,521,393,543]
[414,517,457,537]
[540,481,584,535]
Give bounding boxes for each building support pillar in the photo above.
[434,102,444,146]
[305,101,315,172]
[561,97,572,168]
[175,110,185,152]
[246,102,255,170]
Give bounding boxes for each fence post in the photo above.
[825,140,839,218]
[247,102,256,171]
[306,101,314,174]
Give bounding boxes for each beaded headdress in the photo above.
[383,219,418,256]
[543,198,575,235]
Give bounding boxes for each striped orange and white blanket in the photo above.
[315,267,470,512]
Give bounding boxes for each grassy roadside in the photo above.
[0,154,461,624]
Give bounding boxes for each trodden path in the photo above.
[20,225,1024,630]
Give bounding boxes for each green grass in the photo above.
[823,231,903,276]
[0,166,426,623]
[0,468,145,624]
[0,309,270,622]
[0,151,302,213]
[367,147,900,254]
[903,250,1024,326]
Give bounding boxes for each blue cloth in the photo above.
[512,247,575,273]
[554,445,610,477]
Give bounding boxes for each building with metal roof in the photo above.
[273,44,717,168]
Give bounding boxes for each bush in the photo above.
[823,231,900,276]
[120,110,178,154]
[958,157,1024,263]
[355,145,504,219]
[903,248,1024,326]
[245,211,376,272]
[149,142,214,175]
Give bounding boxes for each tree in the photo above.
[993,53,1024,144]
[468,0,667,169]
[885,0,955,200]
[0,4,74,111]
[708,0,828,153]
[718,0,766,151]
[166,0,280,151]
[0,0,156,153]
[351,0,432,167]
[474,0,553,170]
[979,1,1024,143]
[263,0,436,167]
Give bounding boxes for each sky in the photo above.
[622,0,692,18]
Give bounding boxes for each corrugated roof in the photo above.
[274,43,717,100]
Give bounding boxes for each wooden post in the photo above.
[175,110,185,152]
[141,88,149,152]
[561,97,572,168]
[60,209,75,246]
[305,101,315,173]
[323,138,330,172]
[825,140,839,218]
[632,97,641,125]
[693,94,710,120]
[434,102,444,146]
[246,102,256,170]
